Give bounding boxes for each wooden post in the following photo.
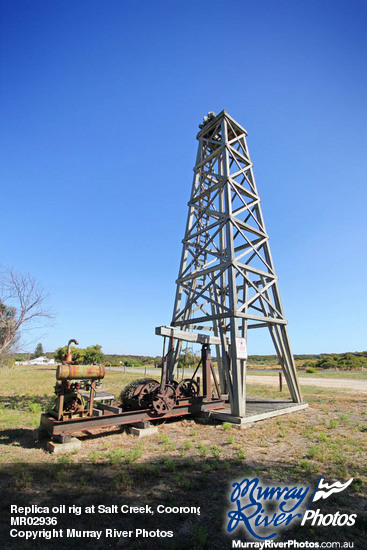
[201,344,212,401]
[88,381,96,417]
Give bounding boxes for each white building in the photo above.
[28,356,55,365]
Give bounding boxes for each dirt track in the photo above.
[247,374,367,393]
[113,367,367,394]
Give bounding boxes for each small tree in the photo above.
[54,344,104,364]
[84,344,104,364]
[0,268,53,366]
[178,347,196,369]
[0,303,17,358]
[32,343,44,359]
[54,345,86,364]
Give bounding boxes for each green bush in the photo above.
[306,366,318,374]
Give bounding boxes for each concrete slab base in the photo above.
[47,437,82,454]
[128,426,158,438]
[130,421,151,429]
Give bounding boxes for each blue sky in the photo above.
[1,0,366,356]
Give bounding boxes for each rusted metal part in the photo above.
[151,384,176,414]
[65,338,79,363]
[176,379,200,398]
[57,364,105,380]
[39,341,224,439]
[118,344,221,419]
[160,335,174,390]
[202,344,212,401]
[121,378,179,416]
[53,380,101,421]
[40,397,224,437]
[54,380,88,421]
[52,339,105,420]
[88,380,97,417]
[62,392,85,414]
[120,378,158,401]
[52,336,105,422]
[137,380,160,408]
[210,358,221,399]
[120,379,160,411]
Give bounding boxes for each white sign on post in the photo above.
[236,337,248,359]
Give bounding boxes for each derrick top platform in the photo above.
[196,109,248,140]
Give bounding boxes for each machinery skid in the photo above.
[39,339,224,441]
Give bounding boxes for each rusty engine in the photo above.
[51,339,105,421]
[41,337,224,441]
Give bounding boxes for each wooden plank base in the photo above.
[211,397,308,425]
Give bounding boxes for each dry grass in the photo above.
[0,365,366,549]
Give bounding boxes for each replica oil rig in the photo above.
[39,111,306,441]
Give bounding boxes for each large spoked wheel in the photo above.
[151,385,176,415]
[176,379,200,398]
[138,380,160,408]
[120,378,159,401]
[120,378,160,410]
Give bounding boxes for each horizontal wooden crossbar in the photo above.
[155,326,228,345]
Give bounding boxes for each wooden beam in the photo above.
[155,326,228,346]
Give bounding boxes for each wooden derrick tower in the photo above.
[163,110,302,418]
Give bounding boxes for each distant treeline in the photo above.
[248,354,336,364]
[15,350,366,371]
[103,354,161,367]
[303,351,367,371]
[249,351,367,370]
[104,351,367,371]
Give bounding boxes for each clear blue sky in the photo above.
[1,0,366,356]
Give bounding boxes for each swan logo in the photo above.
[311,477,353,503]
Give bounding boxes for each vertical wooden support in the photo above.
[88,381,96,417]
[57,391,64,421]
[201,344,212,401]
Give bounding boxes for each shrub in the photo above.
[306,367,318,374]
